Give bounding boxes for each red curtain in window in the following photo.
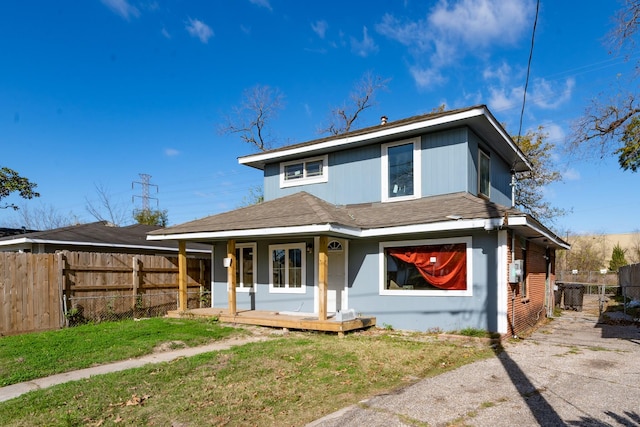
[388,244,467,290]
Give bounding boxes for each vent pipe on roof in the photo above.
[380,116,388,125]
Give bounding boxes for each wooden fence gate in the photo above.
[0,251,210,336]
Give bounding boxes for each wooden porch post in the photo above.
[178,241,187,311]
[318,236,328,321]
[227,239,237,316]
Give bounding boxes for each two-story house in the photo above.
[149,105,569,337]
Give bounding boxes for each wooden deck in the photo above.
[167,308,376,335]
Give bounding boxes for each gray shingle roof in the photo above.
[0,221,209,252]
[150,192,520,234]
[148,192,568,249]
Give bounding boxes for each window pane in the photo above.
[242,247,253,287]
[284,163,304,180]
[306,160,323,177]
[272,249,286,287]
[288,248,302,288]
[479,152,490,197]
[388,143,414,198]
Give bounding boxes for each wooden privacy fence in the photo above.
[0,251,210,336]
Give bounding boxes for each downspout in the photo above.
[510,170,516,208]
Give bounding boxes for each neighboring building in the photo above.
[149,105,569,336]
[0,221,210,256]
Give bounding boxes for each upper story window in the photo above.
[478,150,490,198]
[280,155,328,188]
[382,138,421,202]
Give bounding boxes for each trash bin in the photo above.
[563,283,585,311]
[554,283,564,308]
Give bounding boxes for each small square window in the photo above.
[284,163,304,180]
[305,160,323,177]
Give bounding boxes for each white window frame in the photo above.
[235,243,256,293]
[279,155,329,188]
[379,236,473,297]
[269,243,306,294]
[381,137,422,202]
[478,149,491,198]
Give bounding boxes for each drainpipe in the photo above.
[510,170,516,208]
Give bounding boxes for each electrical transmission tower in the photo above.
[132,173,159,211]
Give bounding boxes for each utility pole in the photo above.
[132,173,158,211]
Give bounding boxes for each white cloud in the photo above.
[240,24,251,35]
[542,122,566,144]
[530,78,575,109]
[376,0,535,89]
[410,67,447,88]
[350,26,378,57]
[186,18,214,44]
[487,85,523,112]
[311,20,328,39]
[249,0,272,11]
[428,0,534,49]
[164,148,180,157]
[161,27,171,39]
[483,62,513,86]
[101,0,139,20]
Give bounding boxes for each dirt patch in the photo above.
[153,341,187,353]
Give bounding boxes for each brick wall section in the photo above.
[506,231,555,337]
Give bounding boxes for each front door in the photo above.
[327,239,346,313]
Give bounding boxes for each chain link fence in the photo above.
[65,290,211,326]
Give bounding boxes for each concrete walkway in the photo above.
[309,299,640,426]
[0,335,269,403]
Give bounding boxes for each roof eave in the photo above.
[239,106,530,171]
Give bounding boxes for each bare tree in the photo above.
[7,203,80,230]
[569,0,640,171]
[86,183,130,226]
[319,71,390,135]
[220,84,285,152]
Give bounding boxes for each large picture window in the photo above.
[235,243,256,292]
[380,237,472,296]
[382,138,421,202]
[269,243,306,293]
[280,155,328,188]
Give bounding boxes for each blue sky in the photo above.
[1,0,637,235]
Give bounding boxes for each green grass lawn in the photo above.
[0,317,240,387]
[0,323,494,427]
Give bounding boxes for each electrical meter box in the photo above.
[509,260,524,283]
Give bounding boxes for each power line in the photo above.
[516,0,541,141]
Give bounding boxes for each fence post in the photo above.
[132,256,140,314]
[57,252,69,328]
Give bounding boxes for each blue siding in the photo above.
[211,239,316,312]
[468,130,513,206]
[347,232,499,332]
[264,126,513,208]
[264,145,380,204]
[422,128,469,197]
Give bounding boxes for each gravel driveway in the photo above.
[309,295,640,426]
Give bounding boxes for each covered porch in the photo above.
[172,236,376,335]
